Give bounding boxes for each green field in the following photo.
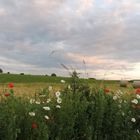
[0,73,140,140]
[0,73,131,97]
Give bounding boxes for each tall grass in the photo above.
[0,78,140,140]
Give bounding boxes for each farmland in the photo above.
[0,73,140,140]
[0,73,127,96]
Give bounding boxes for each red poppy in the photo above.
[136,88,140,94]
[104,88,110,93]
[4,93,10,97]
[8,83,14,88]
[32,122,38,129]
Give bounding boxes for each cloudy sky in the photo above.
[0,0,140,79]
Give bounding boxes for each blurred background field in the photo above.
[0,74,133,97]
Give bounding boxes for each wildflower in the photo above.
[136,94,140,99]
[137,129,140,134]
[131,118,136,123]
[55,91,61,97]
[104,88,110,93]
[56,105,61,109]
[57,98,62,104]
[30,99,35,104]
[43,106,50,111]
[8,83,14,88]
[29,112,35,117]
[48,86,53,91]
[46,98,51,103]
[39,94,46,98]
[35,101,41,104]
[68,85,71,89]
[113,96,117,100]
[117,90,123,95]
[44,115,49,120]
[131,99,138,104]
[136,88,140,94]
[4,93,10,97]
[61,80,65,83]
[32,122,38,129]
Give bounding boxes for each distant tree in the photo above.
[0,68,3,73]
[51,73,57,77]
[7,72,10,74]
[45,74,48,76]
[20,73,24,75]
[89,78,96,80]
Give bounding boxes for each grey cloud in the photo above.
[0,0,140,79]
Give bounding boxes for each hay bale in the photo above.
[120,80,128,87]
[133,81,140,88]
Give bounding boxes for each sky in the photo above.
[0,0,140,80]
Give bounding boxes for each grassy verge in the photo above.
[0,79,140,140]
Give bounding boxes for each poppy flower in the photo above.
[8,83,14,88]
[104,88,110,93]
[4,93,10,97]
[32,122,38,129]
[136,88,140,94]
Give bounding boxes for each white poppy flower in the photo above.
[136,94,140,99]
[35,101,41,104]
[68,85,71,89]
[46,98,51,103]
[29,112,35,117]
[48,86,53,91]
[61,80,65,83]
[55,91,61,97]
[39,94,46,98]
[56,105,61,109]
[57,98,62,104]
[137,129,140,134]
[113,96,117,100]
[43,106,51,111]
[30,99,35,104]
[44,115,49,120]
[131,118,136,123]
[131,99,138,104]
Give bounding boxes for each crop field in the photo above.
[0,74,129,96]
[0,74,140,140]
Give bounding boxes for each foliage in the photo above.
[51,73,57,77]
[0,68,3,73]
[0,81,140,140]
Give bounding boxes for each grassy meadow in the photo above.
[0,73,140,140]
[0,73,128,96]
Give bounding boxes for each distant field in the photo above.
[0,74,72,83]
[0,74,132,96]
[0,73,119,83]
